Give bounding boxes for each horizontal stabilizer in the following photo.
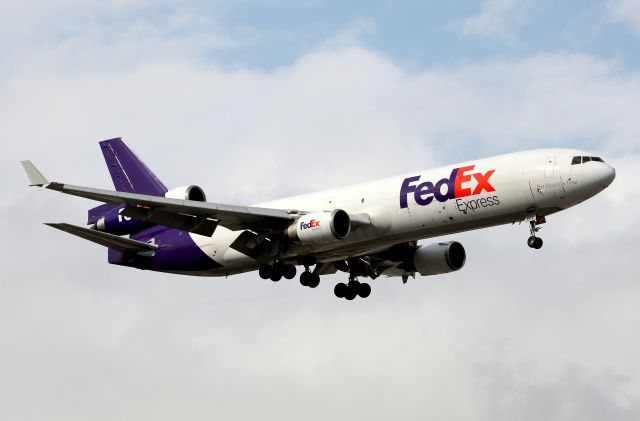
[45,223,157,254]
[21,160,49,186]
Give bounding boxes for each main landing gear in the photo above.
[527,219,543,249]
[300,268,320,288]
[334,277,371,301]
[258,262,297,282]
[258,262,320,288]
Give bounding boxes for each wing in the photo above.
[21,160,296,234]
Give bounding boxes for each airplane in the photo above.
[21,138,615,300]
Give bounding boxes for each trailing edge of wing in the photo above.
[46,223,157,254]
[43,182,295,232]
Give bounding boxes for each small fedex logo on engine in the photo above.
[400,165,496,209]
[300,219,321,230]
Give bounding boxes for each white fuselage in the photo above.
[189,149,615,276]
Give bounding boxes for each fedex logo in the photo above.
[400,165,496,209]
[300,219,321,230]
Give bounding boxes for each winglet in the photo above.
[21,160,49,186]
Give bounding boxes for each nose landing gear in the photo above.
[527,219,544,249]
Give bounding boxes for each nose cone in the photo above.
[602,164,616,188]
[588,162,616,192]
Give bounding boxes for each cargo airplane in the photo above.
[21,138,615,300]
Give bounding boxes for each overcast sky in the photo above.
[1,1,639,420]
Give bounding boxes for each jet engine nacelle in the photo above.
[95,206,149,235]
[286,209,351,244]
[412,241,466,275]
[165,185,207,202]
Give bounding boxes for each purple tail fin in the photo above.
[87,138,167,225]
[99,137,168,196]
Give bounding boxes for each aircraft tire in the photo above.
[270,267,282,282]
[300,271,312,286]
[334,283,347,298]
[344,288,357,300]
[283,264,297,280]
[358,283,371,298]
[534,237,543,249]
[527,236,537,248]
[307,273,320,288]
[259,265,272,280]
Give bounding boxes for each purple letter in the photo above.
[400,176,421,209]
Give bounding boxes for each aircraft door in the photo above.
[545,156,555,178]
[532,155,561,209]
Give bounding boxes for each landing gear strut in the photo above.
[527,219,543,249]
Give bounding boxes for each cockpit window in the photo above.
[571,156,605,165]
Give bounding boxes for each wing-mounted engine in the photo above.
[372,241,466,278]
[410,241,466,275]
[286,209,351,244]
[165,185,206,201]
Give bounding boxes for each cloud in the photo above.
[1,2,640,420]
[458,0,531,39]
[608,0,640,35]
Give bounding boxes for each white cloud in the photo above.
[458,0,531,39]
[1,3,640,421]
[608,0,640,35]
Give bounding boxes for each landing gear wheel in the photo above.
[270,272,282,282]
[269,264,283,282]
[334,283,347,298]
[258,265,272,280]
[282,264,297,280]
[300,271,312,287]
[307,273,320,288]
[527,236,543,249]
[358,283,371,298]
[344,287,357,300]
[344,282,359,300]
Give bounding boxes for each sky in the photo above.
[1,1,639,420]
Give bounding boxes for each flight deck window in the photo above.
[583,156,591,163]
[571,156,581,165]
[591,157,604,162]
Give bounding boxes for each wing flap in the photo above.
[46,223,157,254]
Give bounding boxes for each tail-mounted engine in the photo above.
[286,209,351,244]
[94,185,207,236]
